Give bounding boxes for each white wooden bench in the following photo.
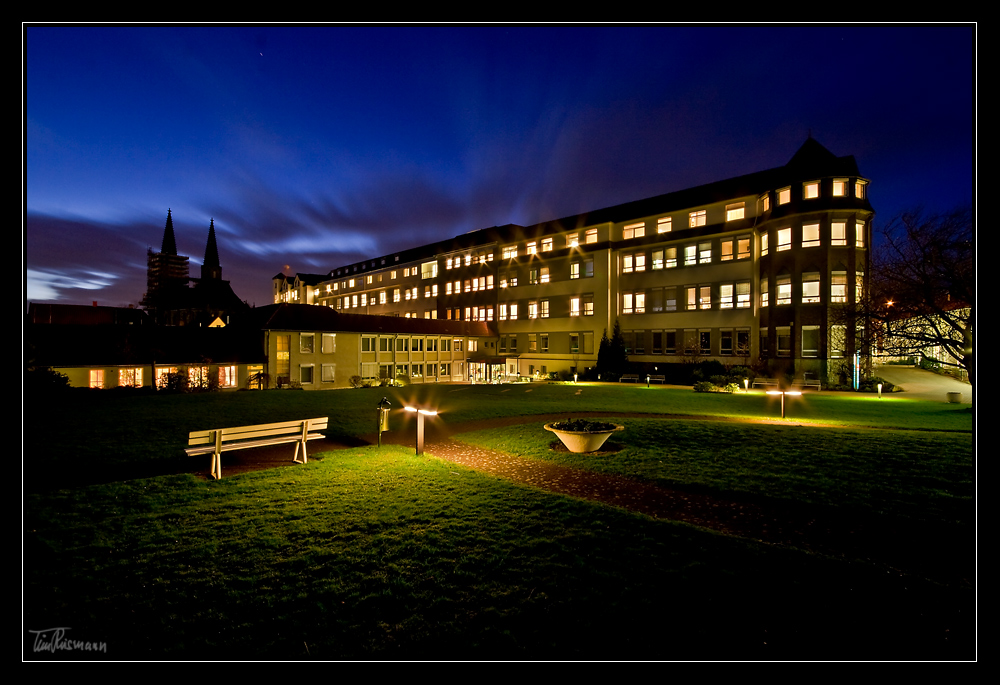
[649,375,666,384]
[186,417,328,480]
[752,378,780,388]
[620,374,640,382]
[792,379,822,391]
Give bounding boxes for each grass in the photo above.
[23,383,976,660]
[455,418,974,524]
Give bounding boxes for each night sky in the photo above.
[24,25,975,310]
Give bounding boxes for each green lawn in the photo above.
[23,384,976,660]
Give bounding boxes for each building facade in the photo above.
[275,139,874,383]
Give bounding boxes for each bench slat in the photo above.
[185,418,328,480]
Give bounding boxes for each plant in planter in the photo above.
[544,419,624,453]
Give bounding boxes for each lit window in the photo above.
[689,210,706,227]
[502,245,518,259]
[777,228,791,251]
[509,303,518,320]
[119,367,142,387]
[540,267,550,283]
[623,255,633,274]
[623,222,645,239]
[760,278,769,307]
[761,193,771,212]
[761,233,769,256]
[856,222,866,248]
[528,301,538,319]
[499,304,508,321]
[570,262,580,279]
[379,290,387,304]
[804,181,819,199]
[634,254,646,272]
[831,271,847,303]
[738,236,751,259]
[217,365,236,388]
[541,237,553,252]
[529,269,539,285]
[855,180,867,198]
[698,242,712,264]
[856,271,864,303]
[634,292,645,314]
[526,241,537,255]
[736,281,750,308]
[421,262,438,279]
[720,283,734,309]
[725,202,745,221]
[652,249,664,269]
[585,228,598,243]
[802,272,821,303]
[623,293,633,315]
[570,297,580,317]
[831,222,847,246]
[721,240,733,261]
[566,233,579,247]
[665,247,677,268]
[583,294,593,316]
[802,223,820,248]
[686,287,697,311]
[699,286,712,310]
[393,288,400,303]
[778,187,791,205]
[833,179,847,196]
[540,300,550,318]
[684,245,697,266]
[776,275,791,305]
[657,217,672,233]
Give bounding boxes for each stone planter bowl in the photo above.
[544,422,624,453]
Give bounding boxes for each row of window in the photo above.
[761,221,865,255]
[360,336,472,353]
[88,366,240,389]
[760,271,863,307]
[498,331,596,355]
[359,362,461,380]
[617,329,752,356]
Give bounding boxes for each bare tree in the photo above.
[869,206,974,387]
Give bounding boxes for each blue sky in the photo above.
[24,25,976,309]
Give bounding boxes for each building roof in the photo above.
[27,323,267,368]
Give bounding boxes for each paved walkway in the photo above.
[874,365,972,403]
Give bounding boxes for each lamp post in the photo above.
[377,397,391,447]
[766,389,802,419]
[404,406,438,455]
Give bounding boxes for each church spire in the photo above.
[201,218,222,281]
[161,209,178,255]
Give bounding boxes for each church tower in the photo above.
[201,218,222,281]
[141,209,190,319]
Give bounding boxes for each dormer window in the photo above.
[778,187,791,205]
[803,181,820,199]
[725,202,745,221]
[623,223,645,239]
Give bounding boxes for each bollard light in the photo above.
[766,389,802,419]
[877,383,883,399]
[744,378,749,393]
[404,406,438,455]
[377,397,391,447]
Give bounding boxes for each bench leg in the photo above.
[211,451,222,480]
